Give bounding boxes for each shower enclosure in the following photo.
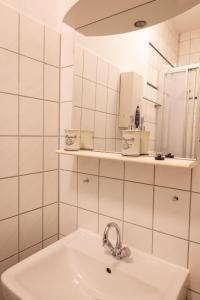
[158,65,200,159]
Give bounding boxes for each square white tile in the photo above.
[78,209,98,233]
[78,173,98,212]
[78,157,99,175]
[153,231,188,267]
[43,203,58,239]
[0,216,18,261]
[45,27,60,67]
[44,171,58,205]
[106,114,116,138]
[60,101,72,134]
[44,65,59,101]
[125,162,154,184]
[19,173,42,213]
[59,203,77,236]
[74,45,83,76]
[191,39,200,54]
[155,166,191,190]
[82,79,96,110]
[192,165,200,192]
[105,139,116,152]
[72,106,81,130]
[81,108,95,131]
[20,56,43,99]
[60,66,73,102]
[124,181,153,228]
[60,154,77,172]
[99,177,123,219]
[20,97,43,135]
[0,3,18,52]
[44,137,58,171]
[72,75,82,107]
[94,138,106,152]
[83,49,97,82]
[0,137,18,178]
[95,84,107,112]
[20,15,44,61]
[0,177,18,221]
[0,48,18,94]
[154,187,190,239]
[94,111,106,138]
[19,208,42,251]
[179,41,190,56]
[189,242,200,293]
[123,222,152,253]
[100,159,124,180]
[61,30,74,67]
[108,65,120,91]
[0,94,18,135]
[44,101,59,135]
[19,137,43,175]
[190,193,200,243]
[97,58,109,86]
[59,170,77,206]
[107,89,118,115]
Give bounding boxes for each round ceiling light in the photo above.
[134,20,147,28]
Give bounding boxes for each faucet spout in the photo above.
[103,222,131,259]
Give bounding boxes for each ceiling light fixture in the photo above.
[134,20,147,28]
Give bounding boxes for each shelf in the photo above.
[56,150,198,169]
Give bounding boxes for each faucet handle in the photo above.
[119,246,131,259]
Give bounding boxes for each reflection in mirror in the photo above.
[69,6,200,160]
[157,66,200,159]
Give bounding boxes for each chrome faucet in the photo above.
[102,222,131,259]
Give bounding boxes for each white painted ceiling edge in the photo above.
[63,0,200,36]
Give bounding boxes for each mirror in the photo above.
[63,0,200,36]
[69,5,200,160]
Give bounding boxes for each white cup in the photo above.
[122,130,141,156]
[64,129,80,150]
[81,130,94,150]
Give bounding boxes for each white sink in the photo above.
[1,229,189,300]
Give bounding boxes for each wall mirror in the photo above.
[67,3,200,160]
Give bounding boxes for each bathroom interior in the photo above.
[1,0,200,299]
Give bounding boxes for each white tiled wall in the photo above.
[178,29,200,66]
[60,34,121,152]
[59,155,200,297]
[0,4,60,298]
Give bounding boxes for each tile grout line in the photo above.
[58,31,62,238]
[17,13,21,262]
[187,169,193,268]
[122,161,125,241]
[97,159,100,233]
[42,24,45,248]
[151,165,156,254]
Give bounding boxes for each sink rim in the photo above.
[1,229,189,300]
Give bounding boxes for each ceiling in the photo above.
[171,4,200,33]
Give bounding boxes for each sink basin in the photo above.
[1,229,189,300]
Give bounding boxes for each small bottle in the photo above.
[135,106,140,129]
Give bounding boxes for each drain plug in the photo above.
[106,267,112,274]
